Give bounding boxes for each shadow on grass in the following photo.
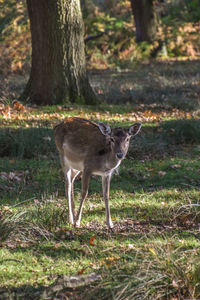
[0,285,46,300]
[0,284,83,300]
[1,59,200,111]
[90,59,200,109]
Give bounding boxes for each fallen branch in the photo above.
[41,273,102,299]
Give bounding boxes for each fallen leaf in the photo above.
[89,235,96,246]
[6,242,16,249]
[78,268,86,275]
[20,243,29,248]
[158,171,166,177]
[171,164,181,169]
[3,206,12,212]
[172,279,179,288]
[32,258,38,264]
[8,172,16,180]
[54,243,61,249]
[149,248,157,256]
[13,101,25,111]
[105,256,120,263]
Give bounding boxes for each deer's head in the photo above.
[98,122,141,160]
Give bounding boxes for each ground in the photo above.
[0,60,200,299]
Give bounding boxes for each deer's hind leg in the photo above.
[71,169,81,217]
[59,154,76,225]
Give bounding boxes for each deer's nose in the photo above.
[116,153,124,159]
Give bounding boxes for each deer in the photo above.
[54,117,141,229]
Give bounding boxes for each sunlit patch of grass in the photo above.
[88,236,200,300]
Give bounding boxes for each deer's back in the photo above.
[54,117,106,155]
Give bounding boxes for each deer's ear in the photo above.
[128,123,142,136]
[98,122,111,136]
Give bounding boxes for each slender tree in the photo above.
[21,0,98,105]
[130,0,158,43]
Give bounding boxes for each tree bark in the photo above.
[21,0,98,105]
[65,0,97,104]
[130,0,158,43]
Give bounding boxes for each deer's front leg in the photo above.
[102,173,113,229]
[75,170,91,227]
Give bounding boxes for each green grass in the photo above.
[1,142,200,299]
[1,61,200,299]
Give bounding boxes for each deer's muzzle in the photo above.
[116,153,124,159]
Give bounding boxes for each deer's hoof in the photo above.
[75,220,81,228]
[69,218,75,225]
[107,221,114,229]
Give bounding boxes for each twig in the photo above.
[102,246,117,252]
[0,259,22,263]
[11,198,34,208]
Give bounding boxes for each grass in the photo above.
[0,60,200,299]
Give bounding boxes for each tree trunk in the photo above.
[21,0,98,105]
[130,0,158,43]
[65,0,97,104]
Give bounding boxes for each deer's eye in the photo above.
[126,137,130,142]
[110,137,115,143]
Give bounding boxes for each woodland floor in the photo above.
[0,60,200,299]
